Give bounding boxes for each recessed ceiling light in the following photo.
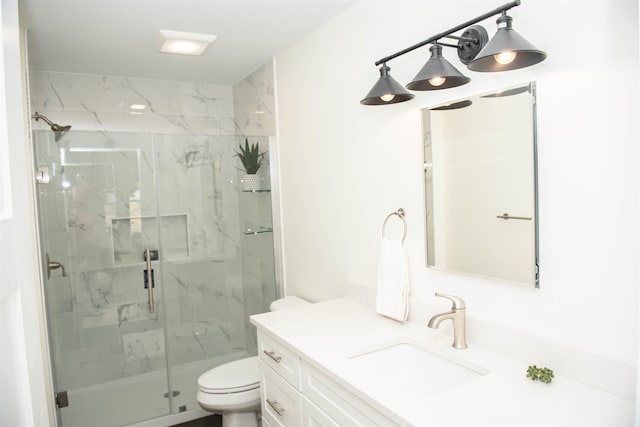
[130,104,146,110]
[156,30,217,56]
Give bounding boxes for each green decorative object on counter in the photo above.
[526,365,554,383]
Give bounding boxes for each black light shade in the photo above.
[360,64,415,105]
[406,44,470,91]
[467,14,546,72]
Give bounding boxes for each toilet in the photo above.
[196,296,310,427]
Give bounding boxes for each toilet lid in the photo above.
[198,356,260,394]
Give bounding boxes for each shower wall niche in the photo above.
[30,62,279,426]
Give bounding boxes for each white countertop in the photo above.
[250,298,634,427]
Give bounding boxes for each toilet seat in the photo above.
[198,356,260,394]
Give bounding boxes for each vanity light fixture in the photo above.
[129,103,146,115]
[360,0,546,105]
[406,43,470,91]
[360,64,415,106]
[156,30,217,56]
[467,12,546,72]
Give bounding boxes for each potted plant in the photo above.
[235,138,266,191]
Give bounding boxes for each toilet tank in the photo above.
[269,296,310,311]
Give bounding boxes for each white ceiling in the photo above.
[19,0,356,85]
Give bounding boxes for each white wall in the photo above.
[275,0,639,365]
[0,0,55,425]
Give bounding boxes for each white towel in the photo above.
[376,238,410,322]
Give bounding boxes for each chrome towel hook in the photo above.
[381,208,407,243]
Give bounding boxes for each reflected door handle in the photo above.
[496,213,532,221]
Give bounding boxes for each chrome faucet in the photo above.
[427,293,467,349]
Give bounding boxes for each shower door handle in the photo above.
[144,248,155,313]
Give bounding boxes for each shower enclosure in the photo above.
[33,127,278,426]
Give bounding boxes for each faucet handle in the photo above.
[435,292,465,310]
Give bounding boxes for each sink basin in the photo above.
[348,339,488,396]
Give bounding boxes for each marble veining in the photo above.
[118,300,162,324]
[122,329,166,363]
[233,62,276,136]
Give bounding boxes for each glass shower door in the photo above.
[155,134,258,413]
[34,130,172,427]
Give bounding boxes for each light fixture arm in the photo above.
[373,0,520,67]
[443,35,480,47]
[444,35,478,43]
[437,41,461,49]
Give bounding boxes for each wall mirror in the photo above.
[422,82,539,288]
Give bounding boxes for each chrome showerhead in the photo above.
[32,112,72,141]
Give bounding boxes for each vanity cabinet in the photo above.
[258,330,395,427]
[300,362,394,425]
[301,397,339,426]
[261,362,302,426]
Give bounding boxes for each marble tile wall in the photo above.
[30,71,262,390]
[30,71,235,135]
[233,61,276,137]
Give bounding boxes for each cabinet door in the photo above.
[302,396,339,427]
[259,331,302,390]
[301,362,397,426]
[261,361,302,427]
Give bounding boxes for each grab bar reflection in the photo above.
[496,213,532,221]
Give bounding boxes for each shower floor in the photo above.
[59,351,249,427]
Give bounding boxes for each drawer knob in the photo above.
[266,398,286,416]
[263,350,282,363]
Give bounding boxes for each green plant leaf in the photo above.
[234,137,266,174]
[526,365,554,384]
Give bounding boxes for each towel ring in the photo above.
[382,208,407,244]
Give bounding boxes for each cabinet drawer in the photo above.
[301,362,397,427]
[302,396,339,427]
[258,331,301,390]
[261,361,302,427]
